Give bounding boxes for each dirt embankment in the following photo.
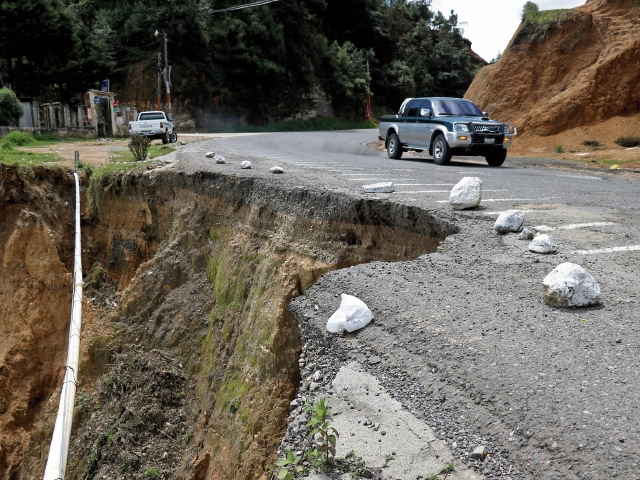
[466,0,640,162]
[0,165,455,479]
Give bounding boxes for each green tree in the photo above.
[0,87,23,126]
[521,1,540,23]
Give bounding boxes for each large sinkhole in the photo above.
[0,167,457,479]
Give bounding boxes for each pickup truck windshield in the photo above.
[138,113,165,120]
[433,100,482,116]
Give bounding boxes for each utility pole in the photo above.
[156,53,162,111]
[366,60,372,120]
[155,30,172,120]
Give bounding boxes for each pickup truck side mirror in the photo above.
[420,108,431,117]
[482,111,489,118]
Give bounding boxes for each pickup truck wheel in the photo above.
[387,133,403,159]
[485,149,507,167]
[161,131,170,144]
[170,131,178,143]
[432,133,452,165]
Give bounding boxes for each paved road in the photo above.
[175,130,640,480]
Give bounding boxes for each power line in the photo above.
[211,0,280,14]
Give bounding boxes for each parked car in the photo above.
[128,111,177,144]
[378,97,516,166]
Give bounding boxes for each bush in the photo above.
[615,136,640,148]
[521,1,540,23]
[0,88,23,126]
[128,135,151,161]
[554,145,564,153]
[3,131,36,146]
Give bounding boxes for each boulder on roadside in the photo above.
[494,210,524,234]
[270,166,284,174]
[363,182,394,193]
[518,227,535,240]
[241,160,252,169]
[205,152,215,158]
[214,155,226,164]
[529,234,557,253]
[543,262,601,307]
[449,177,482,210]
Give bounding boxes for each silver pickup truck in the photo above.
[128,111,177,144]
[378,97,516,166]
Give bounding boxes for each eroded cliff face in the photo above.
[466,0,640,140]
[1,166,455,479]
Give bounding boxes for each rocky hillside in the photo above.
[466,0,640,149]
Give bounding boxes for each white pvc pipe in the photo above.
[43,171,83,480]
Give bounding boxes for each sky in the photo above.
[429,0,588,61]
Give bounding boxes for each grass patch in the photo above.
[516,8,583,45]
[0,141,61,166]
[208,116,377,133]
[111,143,175,163]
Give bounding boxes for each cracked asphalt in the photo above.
[170,130,640,479]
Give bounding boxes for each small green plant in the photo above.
[144,467,160,478]
[383,453,395,467]
[84,262,107,289]
[273,450,305,480]
[128,134,151,161]
[582,140,602,147]
[615,136,640,148]
[554,145,564,153]
[439,462,455,479]
[307,398,339,470]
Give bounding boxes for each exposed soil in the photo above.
[466,0,640,163]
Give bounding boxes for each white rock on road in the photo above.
[214,155,226,164]
[543,262,601,307]
[529,234,557,254]
[494,210,524,234]
[205,152,215,158]
[240,160,252,169]
[449,177,482,210]
[518,227,535,240]
[363,182,394,193]
[270,166,284,174]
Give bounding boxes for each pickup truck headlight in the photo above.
[454,123,469,133]
[504,124,516,134]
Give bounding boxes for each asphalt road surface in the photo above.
[174,130,640,480]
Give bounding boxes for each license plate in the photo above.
[140,124,153,129]
[484,137,495,144]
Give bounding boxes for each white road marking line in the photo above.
[396,189,508,194]
[395,190,450,194]
[556,174,603,181]
[436,198,555,203]
[534,222,618,231]
[481,210,534,215]
[570,245,640,255]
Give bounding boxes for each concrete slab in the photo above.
[329,362,483,480]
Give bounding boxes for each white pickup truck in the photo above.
[128,111,177,144]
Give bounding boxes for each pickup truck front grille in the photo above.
[473,124,502,134]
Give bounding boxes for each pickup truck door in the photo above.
[413,100,435,148]
[402,100,421,144]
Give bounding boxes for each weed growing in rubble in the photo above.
[307,398,339,470]
[144,467,160,478]
[554,145,564,153]
[272,450,306,480]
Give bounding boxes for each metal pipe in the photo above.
[43,167,83,480]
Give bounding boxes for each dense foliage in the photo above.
[0,0,480,125]
[0,87,23,126]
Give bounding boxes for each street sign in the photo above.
[94,97,101,104]
[100,79,109,92]
[87,108,92,121]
